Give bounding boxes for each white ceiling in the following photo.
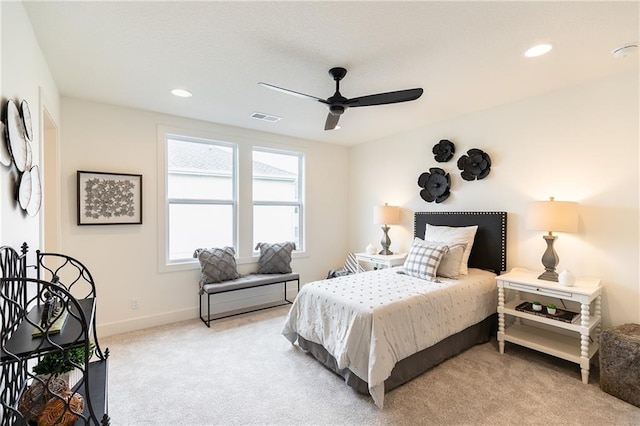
[23,1,639,146]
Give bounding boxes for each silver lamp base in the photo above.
[538,234,559,282]
[379,225,393,255]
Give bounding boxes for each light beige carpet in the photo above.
[102,307,640,425]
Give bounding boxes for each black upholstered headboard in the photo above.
[414,211,507,274]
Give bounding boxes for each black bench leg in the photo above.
[284,279,299,304]
[200,292,212,328]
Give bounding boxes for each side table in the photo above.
[354,253,406,270]
[497,268,603,384]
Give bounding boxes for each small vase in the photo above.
[366,243,377,255]
[559,269,576,287]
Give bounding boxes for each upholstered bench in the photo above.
[195,243,299,327]
[199,273,299,327]
[599,323,640,407]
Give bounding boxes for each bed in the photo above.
[282,211,507,408]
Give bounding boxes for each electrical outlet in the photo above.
[131,297,139,310]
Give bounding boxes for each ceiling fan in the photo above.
[258,67,423,131]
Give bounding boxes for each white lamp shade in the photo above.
[527,199,578,233]
[373,205,400,225]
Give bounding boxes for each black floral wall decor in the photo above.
[418,167,451,203]
[457,148,491,181]
[432,139,455,162]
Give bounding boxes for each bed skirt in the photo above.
[297,313,497,395]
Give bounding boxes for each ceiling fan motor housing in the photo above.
[329,103,345,115]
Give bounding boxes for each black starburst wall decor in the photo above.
[418,167,451,203]
[457,148,491,181]
[432,139,455,162]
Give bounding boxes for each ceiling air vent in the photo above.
[251,112,281,123]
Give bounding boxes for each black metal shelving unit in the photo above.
[1,245,110,425]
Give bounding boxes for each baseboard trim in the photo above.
[98,286,298,337]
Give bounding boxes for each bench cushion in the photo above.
[202,273,299,295]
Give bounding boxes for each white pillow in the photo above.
[413,238,466,279]
[403,240,449,281]
[423,224,478,275]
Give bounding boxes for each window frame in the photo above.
[252,147,305,253]
[157,126,307,273]
[158,129,238,271]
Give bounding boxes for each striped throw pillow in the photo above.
[344,253,365,274]
[403,242,449,281]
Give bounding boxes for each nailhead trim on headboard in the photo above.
[414,211,507,273]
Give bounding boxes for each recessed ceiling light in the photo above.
[524,43,553,58]
[171,88,192,98]
[335,125,341,130]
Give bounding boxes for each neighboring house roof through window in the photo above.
[168,142,295,179]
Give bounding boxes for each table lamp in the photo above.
[526,197,578,281]
[373,203,400,255]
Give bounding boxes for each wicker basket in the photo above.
[38,390,84,426]
[17,377,69,423]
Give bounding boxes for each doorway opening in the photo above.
[42,107,60,253]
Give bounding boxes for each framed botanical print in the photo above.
[77,171,142,225]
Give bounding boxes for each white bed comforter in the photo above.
[281,267,497,408]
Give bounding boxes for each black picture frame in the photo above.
[77,170,142,225]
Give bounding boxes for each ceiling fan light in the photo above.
[524,43,553,58]
[171,88,193,98]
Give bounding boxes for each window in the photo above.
[166,136,237,262]
[252,148,304,250]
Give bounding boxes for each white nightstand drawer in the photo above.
[355,253,406,269]
[505,282,573,299]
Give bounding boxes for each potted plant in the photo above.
[547,303,557,315]
[33,344,94,389]
[532,301,542,311]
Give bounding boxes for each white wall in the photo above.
[59,98,349,336]
[349,70,639,327]
[5,0,637,336]
[1,2,59,263]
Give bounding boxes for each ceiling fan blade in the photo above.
[324,113,340,130]
[345,88,423,108]
[258,82,328,104]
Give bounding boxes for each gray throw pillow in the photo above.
[193,247,241,286]
[414,237,466,279]
[255,242,296,274]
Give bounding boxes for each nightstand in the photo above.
[497,268,603,384]
[355,253,407,269]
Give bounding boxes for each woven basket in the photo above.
[38,390,84,426]
[18,377,69,422]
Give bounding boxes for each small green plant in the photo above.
[547,303,556,309]
[33,344,94,377]
[532,301,541,306]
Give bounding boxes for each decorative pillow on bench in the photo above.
[255,241,296,274]
[193,247,241,286]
